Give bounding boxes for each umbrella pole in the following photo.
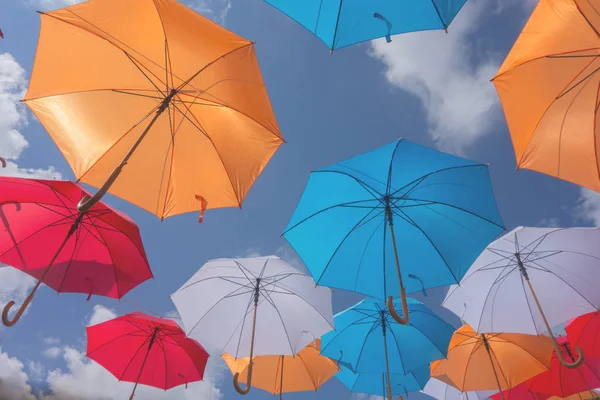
[233,279,261,395]
[382,373,386,400]
[516,253,584,368]
[385,206,410,325]
[2,213,83,327]
[129,327,159,400]
[279,356,284,400]
[77,90,177,214]
[381,311,394,400]
[481,334,506,400]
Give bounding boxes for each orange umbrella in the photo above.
[492,0,600,192]
[222,340,339,399]
[431,324,554,400]
[24,0,283,220]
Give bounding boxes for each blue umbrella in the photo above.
[264,0,468,52]
[320,297,453,399]
[337,364,430,398]
[283,138,504,324]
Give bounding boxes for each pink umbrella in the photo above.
[0,177,152,326]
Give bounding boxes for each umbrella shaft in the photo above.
[129,328,159,400]
[482,335,505,400]
[382,327,393,400]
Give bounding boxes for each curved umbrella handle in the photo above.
[387,288,409,325]
[233,367,253,395]
[2,291,34,327]
[0,157,6,168]
[554,339,584,368]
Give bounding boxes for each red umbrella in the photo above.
[0,177,152,326]
[527,337,600,398]
[86,312,209,399]
[491,382,549,400]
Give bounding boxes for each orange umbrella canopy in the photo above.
[24,0,283,219]
[222,340,339,396]
[492,0,600,192]
[431,324,553,392]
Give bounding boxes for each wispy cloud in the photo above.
[184,0,232,24]
[573,188,600,226]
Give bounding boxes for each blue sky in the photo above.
[0,0,599,399]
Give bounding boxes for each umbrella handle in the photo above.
[2,291,35,327]
[233,367,252,395]
[387,289,409,324]
[554,341,584,368]
[0,157,6,168]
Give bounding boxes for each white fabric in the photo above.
[170,256,334,358]
[423,378,495,400]
[443,227,600,335]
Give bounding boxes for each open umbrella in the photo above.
[430,324,553,399]
[337,364,430,399]
[492,0,600,193]
[170,255,334,395]
[23,0,283,220]
[283,138,504,325]
[443,227,600,368]
[86,312,208,400]
[527,337,600,399]
[0,177,152,326]
[264,0,468,52]
[424,378,496,400]
[320,297,454,400]
[566,311,600,361]
[222,339,338,399]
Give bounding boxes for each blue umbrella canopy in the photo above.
[283,138,504,324]
[264,0,469,51]
[337,364,430,398]
[320,297,453,397]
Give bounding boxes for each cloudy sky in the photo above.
[0,0,598,399]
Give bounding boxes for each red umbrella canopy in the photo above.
[566,311,600,360]
[86,312,209,398]
[0,177,152,326]
[527,337,600,398]
[491,381,549,400]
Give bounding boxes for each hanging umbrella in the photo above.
[491,0,600,193]
[283,138,504,325]
[566,311,600,361]
[320,297,454,400]
[0,177,152,326]
[491,381,549,400]
[170,255,334,395]
[337,364,429,399]
[424,378,496,400]
[527,337,600,399]
[23,0,283,220]
[222,339,338,399]
[430,324,553,399]
[443,227,600,368]
[86,312,208,400]
[263,0,468,52]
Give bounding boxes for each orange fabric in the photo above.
[430,325,553,392]
[222,340,339,395]
[24,0,283,219]
[492,0,600,192]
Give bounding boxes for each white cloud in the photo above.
[368,1,531,153]
[27,360,45,381]
[0,52,61,179]
[25,0,82,11]
[573,188,600,226]
[42,337,60,346]
[0,268,36,318]
[86,305,117,327]
[0,346,36,400]
[184,0,232,24]
[42,347,62,359]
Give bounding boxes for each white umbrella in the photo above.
[443,227,600,369]
[423,378,495,400]
[170,255,334,395]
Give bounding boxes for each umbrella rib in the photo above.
[353,218,385,293]
[494,335,553,371]
[319,312,375,355]
[257,284,296,354]
[87,331,149,357]
[55,219,89,293]
[385,323,407,374]
[90,219,129,299]
[352,319,383,371]
[458,339,483,391]
[25,88,164,103]
[298,352,319,390]
[312,170,383,199]
[385,140,403,196]
[487,345,510,390]
[155,336,170,390]
[119,335,153,381]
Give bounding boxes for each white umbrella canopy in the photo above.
[442,227,600,369]
[423,378,495,400]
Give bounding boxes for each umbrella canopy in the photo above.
[0,177,152,326]
[548,391,600,400]
[491,382,549,400]
[337,364,429,398]
[430,324,553,397]
[492,0,600,193]
[424,378,496,400]
[264,0,468,51]
[566,311,600,361]
[23,0,283,220]
[86,312,208,400]
[443,227,600,368]
[283,138,504,325]
[528,337,600,399]
[320,297,453,399]
[222,339,338,399]
[170,255,333,395]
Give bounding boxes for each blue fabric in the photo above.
[283,138,504,301]
[320,297,453,375]
[264,0,468,50]
[336,364,430,397]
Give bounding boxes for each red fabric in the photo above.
[86,312,209,390]
[0,177,152,298]
[566,311,600,359]
[490,382,548,400]
[527,337,600,398]
[0,28,3,38]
